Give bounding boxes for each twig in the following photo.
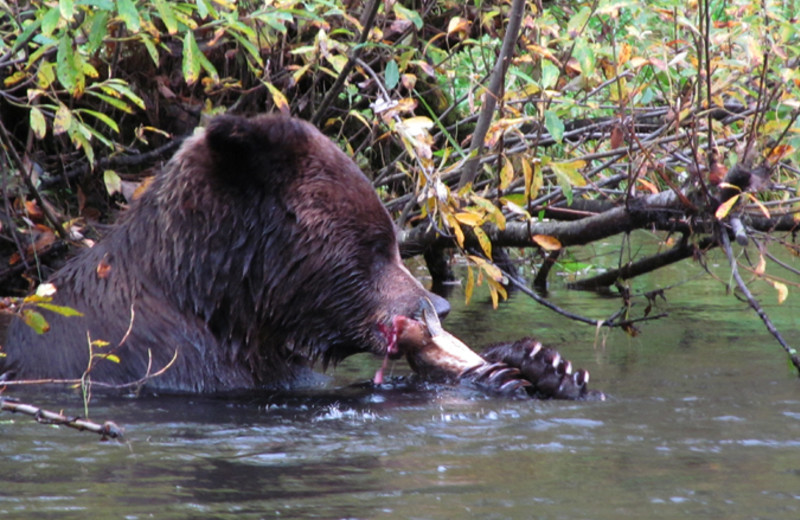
[503,269,667,328]
[719,226,800,375]
[0,396,124,439]
[309,0,381,126]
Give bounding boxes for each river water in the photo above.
[2,238,799,519]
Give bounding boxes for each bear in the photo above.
[1,114,456,393]
[2,114,602,400]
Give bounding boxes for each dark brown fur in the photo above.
[2,115,447,393]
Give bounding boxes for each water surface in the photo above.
[2,242,799,519]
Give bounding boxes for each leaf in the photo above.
[264,81,289,114]
[29,107,47,139]
[474,225,492,259]
[104,170,122,196]
[182,32,202,85]
[35,302,84,317]
[153,0,178,35]
[94,353,121,363]
[394,3,423,29]
[544,110,564,144]
[116,0,141,32]
[59,0,74,20]
[454,212,483,227]
[53,103,72,135]
[499,156,513,191]
[22,309,50,334]
[35,283,57,297]
[714,194,740,220]
[465,265,474,305]
[770,281,789,304]
[385,59,399,89]
[533,234,562,251]
[56,35,77,92]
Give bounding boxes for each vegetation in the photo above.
[1,0,799,371]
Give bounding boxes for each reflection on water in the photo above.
[2,243,800,519]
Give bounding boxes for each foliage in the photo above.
[1,0,800,361]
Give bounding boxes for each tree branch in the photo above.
[1,396,124,439]
[457,0,526,189]
[719,226,800,375]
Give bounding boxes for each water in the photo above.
[2,241,799,519]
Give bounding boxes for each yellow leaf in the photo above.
[264,81,289,114]
[771,280,788,304]
[746,193,771,219]
[550,160,587,187]
[500,156,513,191]
[445,213,465,247]
[454,212,483,227]
[533,234,562,251]
[715,194,740,220]
[474,226,492,259]
[755,253,766,275]
[53,103,72,135]
[522,158,532,199]
[465,265,474,305]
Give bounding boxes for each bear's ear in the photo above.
[204,115,312,180]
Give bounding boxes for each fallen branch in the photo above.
[0,396,124,439]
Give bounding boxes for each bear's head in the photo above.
[142,115,449,382]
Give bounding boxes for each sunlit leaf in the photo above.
[771,281,789,304]
[533,234,562,251]
[454,212,483,227]
[35,283,57,298]
[715,194,740,220]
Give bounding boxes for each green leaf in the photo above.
[153,0,178,35]
[56,35,77,92]
[182,31,202,85]
[76,108,119,133]
[544,110,564,144]
[59,0,75,20]
[86,10,110,54]
[30,107,47,139]
[41,7,62,37]
[385,59,399,89]
[22,309,50,334]
[104,169,122,195]
[35,302,84,317]
[541,60,559,89]
[116,0,141,32]
[394,3,423,29]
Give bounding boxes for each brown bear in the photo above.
[2,115,455,393]
[2,114,602,400]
